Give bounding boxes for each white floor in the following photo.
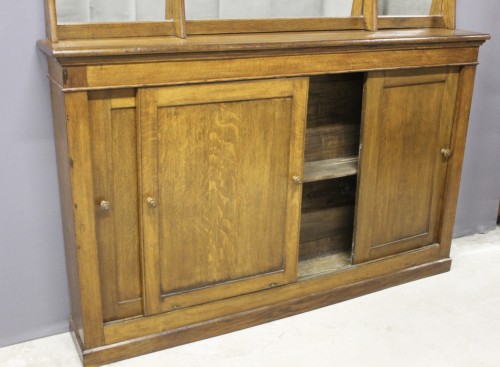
[1,227,499,367]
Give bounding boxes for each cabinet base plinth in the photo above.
[73,258,451,367]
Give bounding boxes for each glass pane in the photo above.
[378,0,438,16]
[186,0,358,20]
[56,0,168,24]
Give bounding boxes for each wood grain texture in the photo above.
[299,235,353,261]
[300,206,355,244]
[300,176,357,212]
[298,251,352,278]
[38,12,488,366]
[377,16,444,29]
[88,90,143,322]
[57,22,176,40]
[49,80,84,343]
[442,0,456,29]
[351,0,363,17]
[44,0,58,42]
[43,0,458,42]
[65,91,105,347]
[186,18,365,35]
[307,74,363,129]
[54,46,480,91]
[37,29,489,61]
[354,67,459,263]
[140,78,307,314]
[303,157,359,182]
[95,253,446,366]
[438,66,476,258]
[430,0,443,15]
[104,243,441,344]
[364,0,377,31]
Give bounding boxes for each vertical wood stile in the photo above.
[351,0,363,16]
[442,0,456,29]
[167,0,187,38]
[438,66,477,257]
[363,0,378,31]
[430,0,443,15]
[44,0,58,42]
[65,92,105,348]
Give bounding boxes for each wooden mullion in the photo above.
[170,0,187,39]
[351,0,363,17]
[430,0,443,15]
[442,0,456,29]
[44,0,58,42]
[363,0,378,31]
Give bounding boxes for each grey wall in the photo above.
[454,0,500,236]
[0,0,499,349]
[0,2,70,347]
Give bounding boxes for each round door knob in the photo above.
[99,201,111,212]
[147,197,158,208]
[292,176,303,185]
[441,148,452,159]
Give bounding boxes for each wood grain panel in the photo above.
[140,78,308,314]
[438,66,477,258]
[300,206,355,244]
[77,47,480,90]
[104,244,442,345]
[57,22,176,40]
[65,91,105,347]
[307,74,364,128]
[88,91,143,322]
[301,176,357,212]
[186,17,365,35]
[354,67,459,263]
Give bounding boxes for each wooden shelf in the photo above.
[303,156,358,183]
[298,251,352,279]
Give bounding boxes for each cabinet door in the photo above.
[353,68,459,263]
[88,90,143,322]
[139,78,308,315]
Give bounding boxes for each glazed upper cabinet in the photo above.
[139,79,308,315]
[354,68,459,263]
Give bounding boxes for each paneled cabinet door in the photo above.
[353,68,459,263]
[139,78,308,315]
[89,90,143,322]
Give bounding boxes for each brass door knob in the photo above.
[292,176,303,185]
[441,148,452,159]
[147,197,158,208]
[99,200,111,212]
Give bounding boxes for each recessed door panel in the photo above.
[354,68,459,263]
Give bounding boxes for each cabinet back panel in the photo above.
[307,73,364,128]
[305,74,363,162]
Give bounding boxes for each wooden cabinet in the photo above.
[39,5,489,363]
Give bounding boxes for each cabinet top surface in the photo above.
[38,28,489,60]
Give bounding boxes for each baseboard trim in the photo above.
[74,258,451,367]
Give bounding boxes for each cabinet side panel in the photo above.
[439,66,477,257]
[65,91,106,347]
[49,79,84,343]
